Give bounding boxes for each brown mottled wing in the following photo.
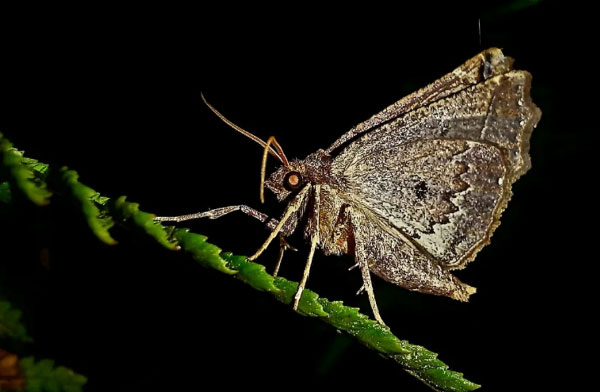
[349,205,476,301]
[337,139,510,271]
[330,50,540,275]
[326,47,516,155]
[332,69,540,183]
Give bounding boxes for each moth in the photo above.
[156,48,541,324]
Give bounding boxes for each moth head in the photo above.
[264,162,306,202]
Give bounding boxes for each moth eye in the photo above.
[283,171,303,191]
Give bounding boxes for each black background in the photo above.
[0,1,593,391]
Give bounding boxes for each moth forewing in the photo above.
[326,47,517,155]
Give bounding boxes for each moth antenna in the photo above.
[200,92,283,162]
[260,136,289,203]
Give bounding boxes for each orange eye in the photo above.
[283,171,303,191]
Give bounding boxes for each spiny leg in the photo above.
[293,232,318,310]
[154,201,301,277]
[357,258,385,325]
[248,185,309,261]
[154,205,279,230]
[347,208,385,325]
[273,235,297,277]
[292,185,320,311]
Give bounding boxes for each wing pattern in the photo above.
[326,48,540,289]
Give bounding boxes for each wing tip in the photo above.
[451,283,477,302]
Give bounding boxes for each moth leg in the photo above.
[293,227,319,310]
[293,185,320,311]
[357,257,385,325]
[154,205,279,230]
[248,185,310,261]
[347,208,385,325]
[273,235,297,277]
